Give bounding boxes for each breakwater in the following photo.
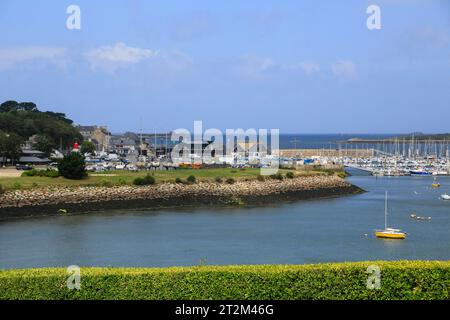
[0,176,363,218]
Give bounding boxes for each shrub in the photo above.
[257,175,265,182]
[270,173,284,180]
[143,174,156,185]
[286,172,295,179]
[226,178,235,184]
[58,152,87,180]
[21,169,36,177]
[44,170,60,178]
[21,169,59,178]
[175,177,183,184]
[215,177,223,183]
[1,261,450,300]
[133,174,156,186]
[186,175,196,184]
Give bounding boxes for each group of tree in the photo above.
[0,132,23,164]
[80,140,96,155]
[58,152,87,180]
[0,100,84,162]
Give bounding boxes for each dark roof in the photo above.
[19,156,51,164]
[21,149,45,155]
[77,125,97,132]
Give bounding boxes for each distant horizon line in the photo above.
[106,131,447,136]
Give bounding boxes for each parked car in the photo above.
[16,164,33,170]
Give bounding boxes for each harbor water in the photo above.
[1,172,450,269]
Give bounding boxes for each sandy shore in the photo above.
[0,176,363,219]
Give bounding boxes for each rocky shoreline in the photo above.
[0,176,363,219]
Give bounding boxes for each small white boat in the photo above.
[441,194,450,201]
[410,213,431,221]
[433,171,448,176]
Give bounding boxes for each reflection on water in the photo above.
[1,175,450,269]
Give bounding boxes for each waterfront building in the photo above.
[17,150,51,165]
[77,125,111,152]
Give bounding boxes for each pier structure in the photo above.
[338,137,450,159]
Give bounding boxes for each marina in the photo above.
[74,133,450,178]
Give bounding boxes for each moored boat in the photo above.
[441,193,450,201]
[375,191,406,240]
[432,177,441,188]
[375,228,406,239]
[410,169,432,176]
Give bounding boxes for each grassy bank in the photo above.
[1,261,449,300]
[0,167,343,191]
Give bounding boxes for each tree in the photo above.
[0,100,19,113]
[58,152,87,179]
[0,100,83,151]
[80,140,96,155]
[18,102,37,112]
[34,134,56,157]
[0,101,37,112]
[0,132,23,165]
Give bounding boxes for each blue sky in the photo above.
[0,0,449,133]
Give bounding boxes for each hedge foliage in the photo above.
[1,261,450,300]
[21,169,60,178]
[133,174,156,186]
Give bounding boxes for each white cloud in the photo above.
[237,54,320,79]
[284,62,320,75]
[0,46,67,71]
[331,60,357,80]
[84,43,193,74]
[238,54,275,78]
[84,42,158,73]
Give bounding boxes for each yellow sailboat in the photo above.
[375,191,406,240]
[431,177,440,188]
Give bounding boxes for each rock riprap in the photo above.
[0,176,361,216]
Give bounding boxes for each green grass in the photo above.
[1,261,449,300]
[0,167,338,190]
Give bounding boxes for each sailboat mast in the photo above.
[385,191,388,229]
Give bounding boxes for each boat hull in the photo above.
[410,171,432,176]
[375,231,406,239]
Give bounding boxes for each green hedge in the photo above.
[133,174,156,186]
[1,261,450,300]
[21,169,60,178]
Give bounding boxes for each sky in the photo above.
[0,0,450,134]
